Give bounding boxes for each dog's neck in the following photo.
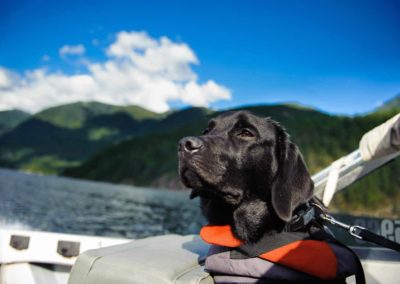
[201,195,285,243]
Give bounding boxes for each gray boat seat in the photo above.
[68,234,213,284]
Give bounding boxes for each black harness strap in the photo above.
[357,228,400,251]
[318,209,400,253]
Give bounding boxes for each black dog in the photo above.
[178,110,314,243]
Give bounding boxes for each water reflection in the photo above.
[0,169,206,238]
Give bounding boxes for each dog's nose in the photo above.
[179,137,203,153]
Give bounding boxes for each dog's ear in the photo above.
[270,125,314,222]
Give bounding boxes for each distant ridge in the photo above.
[34,101,161,129]
[0,109,30,134]
[377,94,400,112]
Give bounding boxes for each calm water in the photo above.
[0,168,205,239]
[1,168,398,247]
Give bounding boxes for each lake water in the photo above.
[0,168,205,239]
[1,168,398,247]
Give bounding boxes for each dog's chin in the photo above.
[180,168,214,198]
[180,167,204,189]
[180,168,244,207]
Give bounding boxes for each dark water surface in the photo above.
[1,169,398,247]
[0,169,205,238]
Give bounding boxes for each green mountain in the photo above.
[35,101,161,129]
[0,101,162,173]
[0,109,30,134]
[0,102,212,174]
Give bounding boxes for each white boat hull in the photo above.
[2,229,400,284]
[0,229,128,284]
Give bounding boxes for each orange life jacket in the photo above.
[200,225,340,280]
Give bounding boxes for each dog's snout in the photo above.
[179,137,203,153]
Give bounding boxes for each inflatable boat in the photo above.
[1,113,399,284]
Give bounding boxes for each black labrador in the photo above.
[178,110,314,243]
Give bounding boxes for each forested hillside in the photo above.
[0,102,187,172]
[0,109,30,134]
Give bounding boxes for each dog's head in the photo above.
[178,111,313,231]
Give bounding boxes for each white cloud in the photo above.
[0,68,19,89]
[0,68,96,112]
[107,31,157,55]
[181,80,231,106]
[59,44,86,58]
[0,68,12,89]
[0,31,231,113]
[107,31,198,81]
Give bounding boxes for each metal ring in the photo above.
[349,225,365,240]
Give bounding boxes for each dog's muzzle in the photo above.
[179,136,203,154]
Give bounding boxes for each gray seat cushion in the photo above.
[68,234,213,284]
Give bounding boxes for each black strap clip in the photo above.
[287,203,318,232]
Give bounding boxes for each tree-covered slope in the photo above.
[0,101,162,173]
[0,109,30,134]
[34,101,161,129]
[0,102,212,174]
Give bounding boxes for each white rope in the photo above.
[322,158,344,206]
[322,154,355,206]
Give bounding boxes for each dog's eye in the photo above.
[237,129,254,138]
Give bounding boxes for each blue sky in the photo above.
[0,0,399,114]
